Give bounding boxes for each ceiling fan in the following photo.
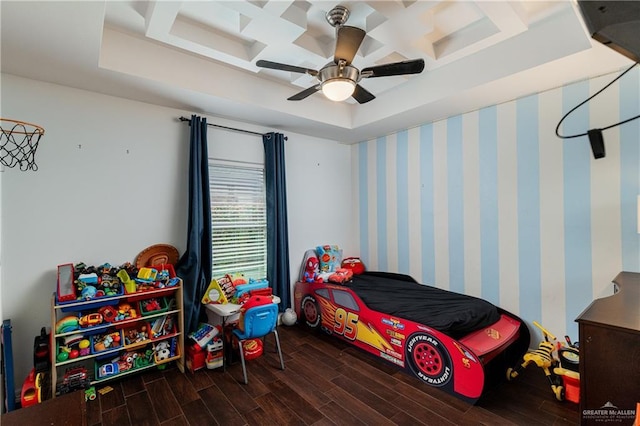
[256,5,425,104]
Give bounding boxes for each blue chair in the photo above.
[231,303,285,384]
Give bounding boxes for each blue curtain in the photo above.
[176,115,212,334]
[263,132,291,312]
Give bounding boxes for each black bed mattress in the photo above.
[347,272,500,338]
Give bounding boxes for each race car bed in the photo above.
[294,271,530,404]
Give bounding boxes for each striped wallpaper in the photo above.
[353,67,640,342]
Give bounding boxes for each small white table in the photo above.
[204,296,280,370]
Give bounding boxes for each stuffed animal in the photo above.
[303,256,323,283]
[154,341,170,361]
[341,257,366,275]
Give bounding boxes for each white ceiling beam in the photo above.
[144,1,182,39]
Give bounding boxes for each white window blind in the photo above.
[209,162,267,280]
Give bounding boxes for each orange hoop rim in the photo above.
[0,118,45,136]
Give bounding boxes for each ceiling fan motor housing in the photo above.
[319,63,359,85]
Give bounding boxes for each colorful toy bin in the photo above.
[91,330,123,355]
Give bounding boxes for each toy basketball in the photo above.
[242,339,263,360]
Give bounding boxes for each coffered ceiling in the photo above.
[0,1,634,143]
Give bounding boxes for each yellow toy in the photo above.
[201,274,237,305]
[506,321,565,401]
[201,278,229,304]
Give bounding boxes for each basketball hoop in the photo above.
[0,118,45,171]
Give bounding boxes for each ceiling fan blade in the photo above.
[256,60,318,76]
[287,86,320,101]
[361,59,425,78]
[334,26,366,65]
[352,84,375,104]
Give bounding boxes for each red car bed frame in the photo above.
[294,279,530,404]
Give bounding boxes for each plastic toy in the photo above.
[85,386,97,401]
[99,305,118,322]
[235,279,269,300]
[98,363,118,379]
[205,340,223,370]
[201,276,235,304]
[79,312,103,327]
[241,338,263,360]
[552,335,580,403]
[56,316,80,334]
[78,273,98,285]
[20,368,43,408]
[57,263,76,302]
[33,327,50,373]
[507,321,565,401]
[188,323,218,349]
[81,285,98,300]
[115,302,137,321]
[229,273,247,286]
[136,267,158,283]
[166,277,180,287]
[150,315,175,339]
[92,331,122,352]
[124,324,148,345]
[140,298,161,313]
[118,269,137,293]
[57,366,90,395]
[328,267,353,284]
[78,339,90,356]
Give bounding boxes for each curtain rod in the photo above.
[179,116,267,138]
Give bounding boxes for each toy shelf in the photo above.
[50,284,184,399]
[53,308,181,339]
[54,331,181,368]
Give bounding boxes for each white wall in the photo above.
[0,73,353,390]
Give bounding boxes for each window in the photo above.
[332,290,359,311]
[209,162,266,280]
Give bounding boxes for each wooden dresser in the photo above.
[575,271,640,425]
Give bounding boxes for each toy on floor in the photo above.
[84,386,97,402]
[506,321,565,401]
[553,335,580,404]
[20,368,44,408]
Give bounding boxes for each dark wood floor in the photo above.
[86,324,579,426]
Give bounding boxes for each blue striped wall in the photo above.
[353,67,640,341]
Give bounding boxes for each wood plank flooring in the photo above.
[86,324,579,425]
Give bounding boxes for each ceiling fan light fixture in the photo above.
[321,78,355,102]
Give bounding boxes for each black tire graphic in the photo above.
[406,333,452,387]
[301,295,321,329]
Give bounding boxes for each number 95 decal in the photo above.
[334,308,358,340]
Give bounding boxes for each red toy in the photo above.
[341,257,365,275]
[20,368,43,408]
[328,268,353,284]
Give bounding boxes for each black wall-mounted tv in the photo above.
[578,1,640,63]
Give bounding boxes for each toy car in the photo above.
[294,272,530,404]
[79,313,103,327]
[98,363,119,378]
[56,366,91,396]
